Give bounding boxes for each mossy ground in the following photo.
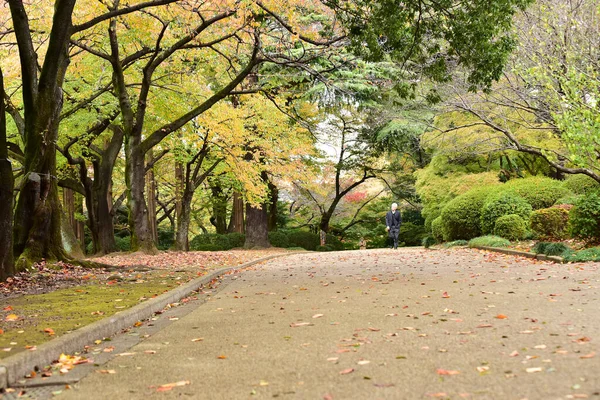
[0,270,198,359]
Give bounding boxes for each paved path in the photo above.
[57,248,598,399]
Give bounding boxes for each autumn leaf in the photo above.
[3,305,13,311]
[44,328,55,336]
[495,314,508,319]
[339,368,354,375]
[191,338,204,342]
[5,314,19,322]
[442,291,450,298]
[290,322,313,327]
[580,352,596,359]
[98,370,116,374]
[477,324,493,328]
[156,380,190,392]
[217,355,227,359]
[0,329,4,335]
[436,369,460,375]
[312,314,324,319]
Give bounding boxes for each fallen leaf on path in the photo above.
[259,380,269,386]
[580,352,596,359]
[217,355,227,359]
[426,393,448,398]
[144,350,157,354]
[97,370,116,374]
[526,367,542,373]
[436,369,460,375]
[312,314,324,319]
[156,380,190,392]
[290,322,313,327]
[477,324,493,328]
[357,360,370,365]
[103,346,115,353]
[509,351,519,357]
[368,327,380,332]
[495,314,508,319]
[339,368,354,375]
[191,338,204,342]
[117,352,135,356]
[442,292,450,298]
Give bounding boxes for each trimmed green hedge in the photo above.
[398,222,428,246]
[564,174,600,195]
[569,192,600,241]
[481,192,532,235]
[564,247,600,262]
[494,214,527,241]
[268,231,290,248]
[431,216,444,242]
[530,208,569,240]
[440,188,495,241]
[504,177,570,210]
[189,233,246,251]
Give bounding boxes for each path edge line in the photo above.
[0,252,300,389]
[471,246,566,263]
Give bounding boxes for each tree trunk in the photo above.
[126,135,156,253]
[244,203,270,248]
[0,67,14,280]
[174,190,193,251]
[229,191,245,234]
[319,212,333,246]
[74,193,85,248]
[211,184,228,234]
[146,152,158,244]
[10,0,76,269]
[267,181,278,231]
[175,161,184,243]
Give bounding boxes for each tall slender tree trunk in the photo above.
[228,191,245,234]
[0,67,14,280]
[93,170,117,254]
[244,172,270,248]
[74,194,85,248]
[175,190,193,251]
[267,181,278,231]
[211,184,228,234]
[175,161,184,244]
[126,135,156,253]
[146,151,158,244]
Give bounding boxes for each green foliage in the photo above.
[316,245,335,252]
[287,231,320,251]
[189,233,246,251]
[444,240,468,248]
[564,247,600,262]
[564,174,600,195]
[468,236,511,248]
[325,234,345,251]
[401,209,425,226]
[440,187,495,241]
[422,236,436,249]
[532,242,571,257]
[493,214,527,241]
[555,195,582,206]
[481,192,532,234]
[431,217,444,242]
[569,192,600,241]
[504,177,570,210]
[398,222,428,246]
[529,208,569,240]
[268,231,290,248]
[157,228,174,251]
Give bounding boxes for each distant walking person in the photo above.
[385,203,402,249]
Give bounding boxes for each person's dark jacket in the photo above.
[385,210,402,232]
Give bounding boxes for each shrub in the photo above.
[564,174,600,195]
[422,236,436,249]
[268,231,290,248]
[468,235,511,248]
[115,236,131,252]
[189,233,246,251]
[529,208,569,240]
[316,245,334,252]
[287,231,320,251]
[325,234,345,251]
[440,187,496,241]
[532,242,571,257]
[398,222,428,247]
[504,176,571,210]
[431,217,444,242]
[564,247,600,262]
[157,228,174,250]
[569,192,600,241]
[481,192,532,234]
[493,214,527,241]
[555,195,582,206]
[444,240,468,248]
